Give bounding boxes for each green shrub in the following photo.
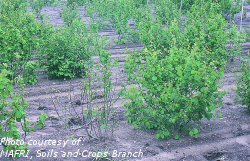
[37,113,49,129]
[0,70,29,151]
[86,0,139,42]
[61,3,81,26]
[172,0,241,15]
[184,2,243,67]
[217,0,241,16]
[237,58,250,112]
[0,70,49,153]
[137,18,182,52]
[45,20,92,78]
[0,0,49,85]
[184,2,229,68]
[125,48,224,139]
[124,1,240,139]
[23,62,38,85]
[155,0,180,25]
[0,0,27,14]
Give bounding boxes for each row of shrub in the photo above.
[0,0,48,84]
[0,0,100,152]
[0,0,248,145]
[0,0,53,152]
[0,0,106,84]
[74,0,248,139]
[1,0,242,83]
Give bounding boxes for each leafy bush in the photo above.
[184,2,243,67]
[124,1,240,139]
[45,20,93,78]
[86,0,139,42]
[0,0,49,85]
[217,0,241,16]
[137,18,182,52]
[155,0,180,25]
[37,113,49,129]
[0,70,29,151]
[237,58,250,112]
[172,0,241,15]
[0,70,48,153]
[184,2,229,68]
[125,48,224,139]
[23,62,38,85]
[0,0,27,14]
[61,3,81,26]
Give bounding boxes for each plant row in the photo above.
[81,0,246,139]
[0,0,108,152]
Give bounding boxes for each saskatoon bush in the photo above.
[0,70,48,152]
[124,1,241,139]
[0,70,29,151]
[61,3,81,26]
[0,0,49,84]
[125,47,224,139]
[237,58,250,112]
[45,20,92,78]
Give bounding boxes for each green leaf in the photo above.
[152,76,157,81]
